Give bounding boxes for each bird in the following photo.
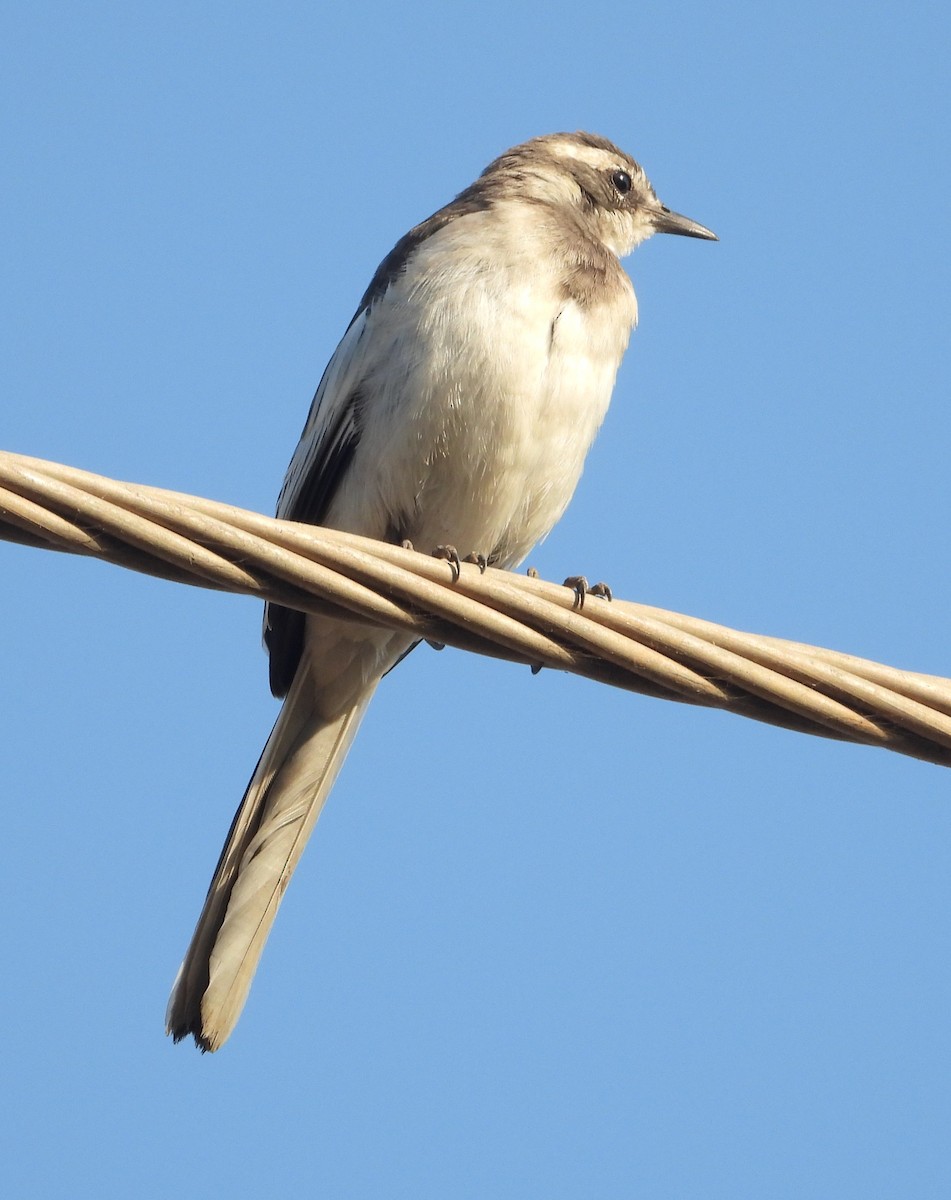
[166,131,717,1051]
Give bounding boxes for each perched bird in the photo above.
[166,131,716,1051]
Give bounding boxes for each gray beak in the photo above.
[650,204,718,241]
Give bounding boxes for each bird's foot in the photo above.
[562,575,613,609]
[433,544,462,580]
[433,546,489,580]
[464,552,488,573]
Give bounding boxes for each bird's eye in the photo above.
[611,169,632,195]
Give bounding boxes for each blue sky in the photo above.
[3,2,950,1196]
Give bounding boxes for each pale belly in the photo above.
[331,294,632,567]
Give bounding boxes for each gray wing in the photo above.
[265,310,371,697]
[264,188,490,696]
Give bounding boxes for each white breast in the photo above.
[324,209,638,566]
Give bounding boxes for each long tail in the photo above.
[166,667,376,1052]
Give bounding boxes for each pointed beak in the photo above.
[650,204,718,241]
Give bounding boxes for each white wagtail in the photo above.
[166,131,717,1051]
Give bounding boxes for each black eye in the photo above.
[611,169,632,195]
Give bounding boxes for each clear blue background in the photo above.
[2,3,950,1196]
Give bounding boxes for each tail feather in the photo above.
[166,669,376,1051]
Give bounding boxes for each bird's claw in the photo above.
[562,575,613,608]
[433,544,462,580]
[463,552,488,573]
[433,546,488,580]
[563,575,589,607]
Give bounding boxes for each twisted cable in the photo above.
[2,450,950,768]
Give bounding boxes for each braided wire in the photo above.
[2,450,950,768]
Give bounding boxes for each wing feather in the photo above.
[264,310,370,696]
[263,189,488,697]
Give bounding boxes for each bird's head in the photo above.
[478,131,717,257]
